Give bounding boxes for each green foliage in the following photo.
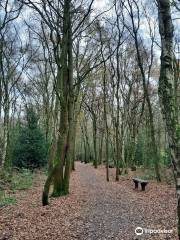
[118,161,124,168]
[135,167,159,180]
[11,169,33,190]
[0,168,34,208]
[5,126,20,169]
[134,129,154,168]
[13,108,48,169]
[140,172,156,180]
[0,168,34,192]
[176,124,180,140]
[0,194,16,208]
[134,140,144,166]
[160,149,171,166]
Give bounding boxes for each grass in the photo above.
[0,168,34,207]
[0,190,16,207]
[0,196,17,207]
[11,169,34,190]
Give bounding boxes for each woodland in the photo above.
[0,0,180,239]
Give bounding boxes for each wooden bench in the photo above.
[132,178,149,191]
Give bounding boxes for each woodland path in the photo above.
[0,162,178,240]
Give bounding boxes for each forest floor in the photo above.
[0,162,178,240]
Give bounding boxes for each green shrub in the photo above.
[13,107,48,169]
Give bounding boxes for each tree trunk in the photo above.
[0,40,3,120]
[63,102,73,194]
[99,130,104,165]
[48,96,59,173]
[71,118,77,170]
[92,116,98,168]
[133,28,161,181]
[52,107,68,196]
[157,0,180,237]
[43,0,71,201]
[48,138,57,174]
[62,9,73,194]
[1,93,10,168]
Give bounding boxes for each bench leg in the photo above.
[134,181,138,189]
[141,183,147,191]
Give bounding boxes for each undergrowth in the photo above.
[0,168,34,207]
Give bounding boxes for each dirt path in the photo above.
[0,162,178,240]
[76,163,178,240]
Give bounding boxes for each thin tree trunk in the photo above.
[2,95,9,168]
[99,130,104,165]
[132,22,161,181]
[71,119,77,170]
[92,116,98,168]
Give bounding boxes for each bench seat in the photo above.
[132,178,149,191]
